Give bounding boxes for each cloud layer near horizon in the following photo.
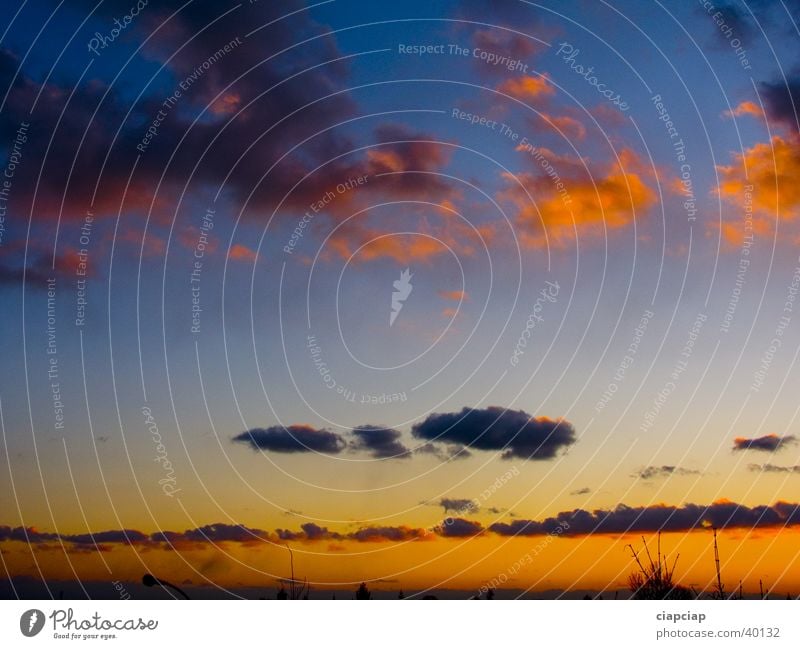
[3,500,799,553]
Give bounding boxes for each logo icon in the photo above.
[390,268,413,326]
[20,609,45,637]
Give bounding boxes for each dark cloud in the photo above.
[0,0,475,287]
[0,259,53,288]
[436,517,484,537]
[761,75,800,129]
[439,498,479,514]
[411,406,576,460]
[347,526,430,542]
[350,425,410,459]
[65,530,149,546]
[748,463,800,474]
[276,523,341,542]
[489,501,800,536]
[700,2,757,47]
[0,1,357,226]
[570,487,591,496]
[732,434,797,452]
[178,523,270,545]
[0,247,88,289]
[0,526,59,544]
[232,425,346,453]
[633,466,702,480]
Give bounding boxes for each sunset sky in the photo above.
[2,0,800,598]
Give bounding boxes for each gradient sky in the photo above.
[2,0,800,598]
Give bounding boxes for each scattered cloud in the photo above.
[411,406,576,460]
[498,74,555,100]
[415,442,472,462]
[349,425,410,459]
[438,289,468,301]
[439,498,479,514]
[633,466,702,480]
[228,244,259,263]
[723,100,764,120]
[732,434,797,452]
[232,425,346,454]
[748,463,800,474]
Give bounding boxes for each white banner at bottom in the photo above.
[2,600,797,648]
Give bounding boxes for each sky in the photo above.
[2,0,800,599]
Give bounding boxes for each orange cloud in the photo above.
[326,205,495,263]
[500,148,656,248]
[535,111,586,140]
[438,289,468,301]
[723,100,764,120]
[210,92,241,116]
[497,74,555,100]
[228,243,259,262]
[715,134,800,244]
